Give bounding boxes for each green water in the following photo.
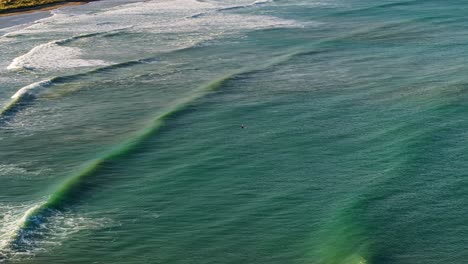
[1,0,468,263]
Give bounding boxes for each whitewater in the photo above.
[2,0,468,263]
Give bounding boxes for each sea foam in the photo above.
[11,80,53,99]
[7,40,108,71]
[0,203,115,262]
[6,0,300,45]
[5,0,302,72]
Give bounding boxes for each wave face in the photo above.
[0,202,115,262]
[0,44,200,122]
[5,0,300,73]
[2,0,317,262]
[10,80,53,100]
[4,0,468,263]
[0,51,301,259]
[0,79,54,122]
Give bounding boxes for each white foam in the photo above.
[216,0,274,11]
[7,39,108,71]
[7,0,300,35]
[0,203,116,262]
[105,0,215,15]
[253,0,272,4]
[0,203,42,254]
[10,79,53,99]
[5,0,303,71]
[0,164,49,177]
[0,164,28,175]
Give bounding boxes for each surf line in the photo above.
[6,28,133,71]
[0,49,312,258]
[0,40,211,123]
[0,59,154,122]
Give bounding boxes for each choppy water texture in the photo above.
[1,0,468,263]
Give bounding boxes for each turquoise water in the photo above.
[1,0,468,263]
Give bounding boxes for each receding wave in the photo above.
[0,49,319,261]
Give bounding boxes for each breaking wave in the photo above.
[6,30,130,71]
[0,79,54,122]
[0,49,320,262]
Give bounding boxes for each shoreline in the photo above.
[0,1,96,17]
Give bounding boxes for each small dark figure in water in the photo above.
[241,124,246,129]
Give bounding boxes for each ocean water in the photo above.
[1,0,468,263]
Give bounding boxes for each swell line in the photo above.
[0,50,308,260]
[0,44,193,122]
[0,79,54,123]
[0,39,303,123]
[6,29,131,71]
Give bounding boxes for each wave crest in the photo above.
[6,31,126,71]
[0,79,55,121]
[0,50,310,261]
